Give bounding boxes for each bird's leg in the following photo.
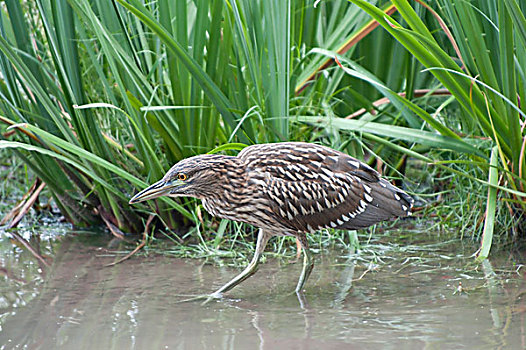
[295,235,314,293]
[175,228,272,305]
[209,228,271,298]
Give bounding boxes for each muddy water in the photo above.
[1,229,525,349]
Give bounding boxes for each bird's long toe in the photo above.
[176,292,224,304]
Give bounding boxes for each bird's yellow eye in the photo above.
[177,173,187,181]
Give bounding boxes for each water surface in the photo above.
[1,228,525,349]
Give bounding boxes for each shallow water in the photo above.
[1,228,525,349]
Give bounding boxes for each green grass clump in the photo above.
[0,0,524,258]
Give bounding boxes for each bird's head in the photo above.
[129,154,236,204]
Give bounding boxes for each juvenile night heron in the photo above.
[130,142,413,300]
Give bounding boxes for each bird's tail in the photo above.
[345,179,413,229]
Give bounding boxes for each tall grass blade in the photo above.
[477,146,499,260]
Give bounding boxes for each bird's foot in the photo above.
[177,291,223,305]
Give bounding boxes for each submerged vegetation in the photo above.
[0,0,525,257]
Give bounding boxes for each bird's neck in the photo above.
[200,156,252,218]
[195,156,244,198]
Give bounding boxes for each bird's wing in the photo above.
[241,142,412,232]
[264,173,368,232]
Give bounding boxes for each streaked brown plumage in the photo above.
[130,142,413,301]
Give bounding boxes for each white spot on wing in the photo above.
[319,173,331,182]
[284,171,296,180]
[297,164,309,172]
[286,154,302,161]
[364,193,373,202]
[289,203,299,216]
[348,160,360,168]
[321,167,333,177]
[294,173,305,181]
[249,178,266,187]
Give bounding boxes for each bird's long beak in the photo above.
[129,178,185,204]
